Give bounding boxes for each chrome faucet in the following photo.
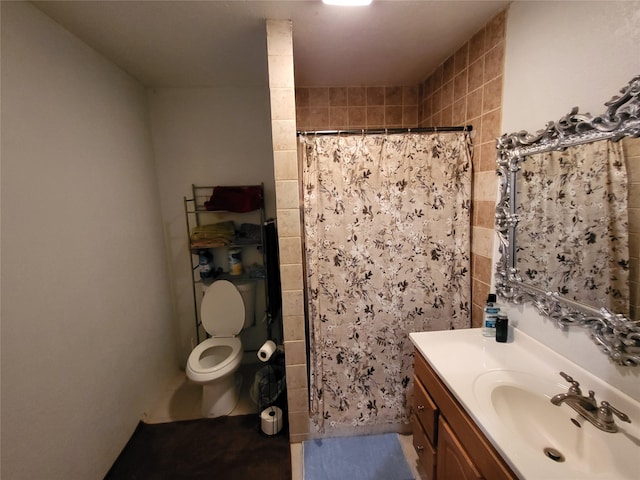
[550,372,631,433]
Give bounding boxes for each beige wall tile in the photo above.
[288,411,310,436]
[285,364,308,389]
[273,150,298,181]
[283,315,306,341]
[270,87,296,121]
[282,289,304,317]
[473,171,498,201]
[471,226,495,257]
[287,387,309,413]
[276,180,300,209]
[267,54,295,88]
[266,20,293,55]
[279,236,303,265]
[284,339,307,365]
[271,119,297,151]
[280,263,304,291]
[277,208,302,237]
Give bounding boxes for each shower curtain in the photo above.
[301,131,472,432]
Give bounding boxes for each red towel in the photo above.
[204,186,263,213]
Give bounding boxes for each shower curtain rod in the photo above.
[296,125,472,136]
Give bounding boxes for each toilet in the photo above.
[186,279,255,418]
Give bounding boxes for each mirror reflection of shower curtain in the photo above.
[301,132,472,432]
[516,140,629,315]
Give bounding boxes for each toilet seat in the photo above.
[187,337,242,382]
[186,280,246,384]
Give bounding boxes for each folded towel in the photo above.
[235,223,263,244]
[190,221,236,248]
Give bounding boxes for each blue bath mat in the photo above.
[303,433,414,480]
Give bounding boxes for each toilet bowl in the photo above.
[186,279,254,418]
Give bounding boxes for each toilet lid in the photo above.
[201,280,245,336]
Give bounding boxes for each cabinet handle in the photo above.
[416,404,425,411]
[416,445,424,453]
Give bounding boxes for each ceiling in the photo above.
[33,0,511,89]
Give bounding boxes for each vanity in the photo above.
[407,76,640,479]
[410,328,640,480]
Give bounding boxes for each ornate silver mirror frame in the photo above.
[495,75,640,366]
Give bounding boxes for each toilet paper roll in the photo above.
[257,340,277,362]
[260,406,283,436]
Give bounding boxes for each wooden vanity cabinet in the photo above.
[413,348,517,480]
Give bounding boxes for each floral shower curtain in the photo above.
[516,140,629,315]
[301,132,472,432]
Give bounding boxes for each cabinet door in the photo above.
[414,375,438,445]
[412,415,437,480]
[436,417,482,480]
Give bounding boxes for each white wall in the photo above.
[148,88,276,364]
[1,3,178,478]
[501,1,640,400]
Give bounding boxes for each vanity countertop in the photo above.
[409,328,640,480]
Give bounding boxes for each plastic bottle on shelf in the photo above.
[482,293,500,337]
[198,250,214,283]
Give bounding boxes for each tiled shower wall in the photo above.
[295,85,420,130]
[295,10,507,330]
[420,10,507,326]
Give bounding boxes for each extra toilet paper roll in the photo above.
[260,406,283,436]
[257,340,277,362]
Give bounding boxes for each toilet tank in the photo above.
[235,281,256,329]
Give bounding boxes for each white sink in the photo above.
[410,329,640,479]
[473,370,635,478]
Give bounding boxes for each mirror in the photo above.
[495,75,640,366]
